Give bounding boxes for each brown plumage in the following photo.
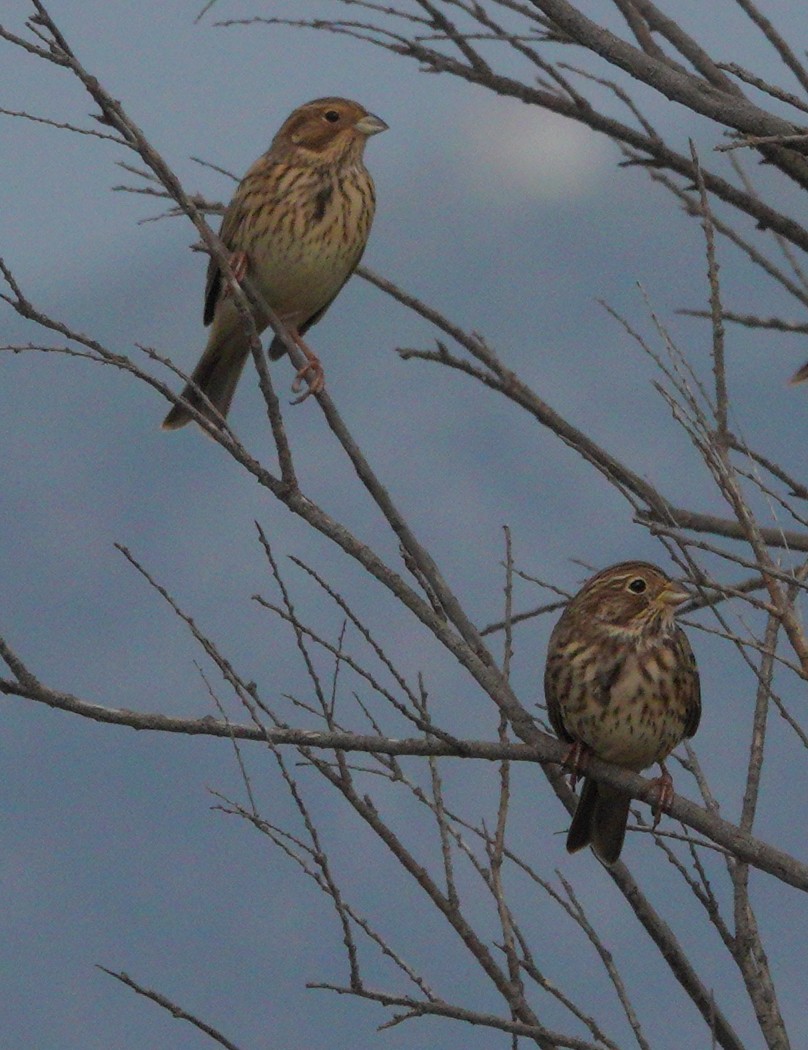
[545,561,701,865]
[162,97,387,430]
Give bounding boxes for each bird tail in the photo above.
[162,328,251,431]
[268,333,287,360]
[566,777,631,866]
[269,308,319,359]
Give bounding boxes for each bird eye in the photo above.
[324,110,341,123]
[628,577,647,594]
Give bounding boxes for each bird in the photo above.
[162,97,388,430]
[789,362,808,386]
[544,561,701,865]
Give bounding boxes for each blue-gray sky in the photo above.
[2,3,807,1048]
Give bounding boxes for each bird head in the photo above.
[571,561,690,637]
[272,97,388,165]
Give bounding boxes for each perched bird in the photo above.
[544,561,701,865]
[162,97,388,430]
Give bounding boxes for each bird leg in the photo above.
[561,740,592,792]
[649,762,675,827]
[219,250,249,294]
[218,253,325,405]
[230,250,249,284]
[289,331,325,404]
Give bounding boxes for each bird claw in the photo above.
[649,764,675,827]
[561,740,591,792]
[290,358,325,404]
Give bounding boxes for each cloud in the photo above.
[458,94,613,200]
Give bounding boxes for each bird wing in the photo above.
[203,185,253,327]
[203,255,222,327]
[677,627,702,738]
[544,634,572,742]
[544,685,570,743]
[544,633,627,744]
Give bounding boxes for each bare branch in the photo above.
[98,968,242,1050]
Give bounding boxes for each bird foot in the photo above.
[561,740,591,792]
[290,357,325,404]
[649,764,675,827]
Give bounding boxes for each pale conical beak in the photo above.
[657,583,691,608]
[355,113,389,136]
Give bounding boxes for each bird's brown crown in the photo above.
[566,561,690,634]
[270,98,387,164]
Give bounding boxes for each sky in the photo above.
[2,2,808,1048]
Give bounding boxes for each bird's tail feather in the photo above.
[162,329,251,431]
[268,333,287,360]
[566,777,631,866]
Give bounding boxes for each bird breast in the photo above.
[243,162,375,327]
[560,643,691,771]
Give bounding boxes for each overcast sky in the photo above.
[2,3,807,1049]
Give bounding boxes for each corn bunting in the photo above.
[545,561,701,865]
[162,97,387,430]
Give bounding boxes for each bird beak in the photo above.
[656,582,691,608]
[354,113,389,136]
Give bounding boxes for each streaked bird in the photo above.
[163,97,387,430]
[545,561,701,865]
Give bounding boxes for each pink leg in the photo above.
[230,250,249,284]
[649,762,675,827]
[220,250,249,295]
[561,740,591,792]
[289,331,325,404]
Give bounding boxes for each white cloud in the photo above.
[459,94,613,200]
